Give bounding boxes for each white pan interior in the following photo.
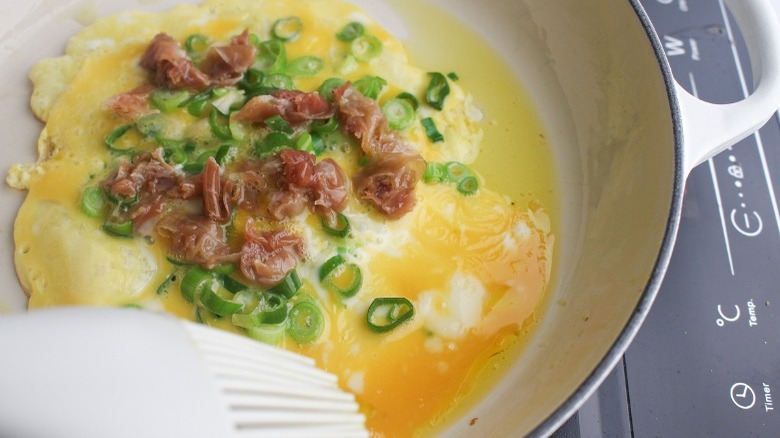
[0,0,678,436]
[430,0,678,435]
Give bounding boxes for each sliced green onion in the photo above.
[382,98,415,130]
[102,219,133,238]
[199,281,243,316]
[215,143,238,165]
[180,89,213,116]
[151,89,190,113]
[264,114,293,133]
[209,108,232,140]
[136,113,168,139]
[261,73,294,91]
[254,39,287,73]
[163,146,188,165]
[286,301,324,344]
[336,22,365,41]
[318,78,346,102]
[210,264,236,275]
[156,270,182,296]
[212,88,230,98]
[269,269,302,299]
[211,88,245,115]
[166,255,193,267]
[447,72,459,81]
[187,97,211,117]
[426,72,450,111]
[287,56,324,77]
[422,162,447,184]
[319,254,346,282]
[444,161,472,182]
[246,321,286,344]
[366,297,414,333]
[310,132,326,156]
[183,150,218,174]
[232,289,258,311]
[185,34,210,60]
[421,117,444,143]
[350,35,383,62]
[319,254,362,298]
[123,303,143,310]
[256,132,293,155]
[80,186,106,218]
[239,68,265,95]
[336,55,358,75]
[396,92,419,110]
[105,125,133,151]
[295,132,313,152]
[272,16,303,42]
[256,290,288,323]
[321,213,351,238]
[157,137,187,149]
[353,75,386,100]
[180,267,214,303]
[312,116,339,134]
[231,312,264,329]
[457,175,479,195]
[221,275,249,294]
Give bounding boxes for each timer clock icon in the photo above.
[730,383,756,410]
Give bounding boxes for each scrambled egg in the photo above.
[8,0,553,435]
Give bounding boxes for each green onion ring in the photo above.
[272,16,303,42]
[286,301,325,344]
[366,297,415,333]
[336,22,365,42]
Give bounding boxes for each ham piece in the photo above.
[140,33,211,90]
[234,90,334,125]
[200,30,257,87]
[332,84,425,219]
[239,221,306,288]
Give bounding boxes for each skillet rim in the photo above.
[526,1,686,436]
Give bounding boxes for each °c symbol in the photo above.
[717,304,740,327]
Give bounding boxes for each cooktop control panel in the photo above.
[554,0,780,436]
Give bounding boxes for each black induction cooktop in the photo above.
[553,0,780,436]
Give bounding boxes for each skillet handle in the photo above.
[677,0,780,176]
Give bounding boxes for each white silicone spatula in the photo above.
[0,307,367,438]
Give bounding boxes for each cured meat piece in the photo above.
[353,153,426,220]
[240,222,305,287]
[103,150,200,201]
[102,84,156,121]
[102,150,201,228]
[140,33,210,90]
[311,158,349,225]
[231,151,348,221]
[202,157,231,222]
[200,30,257,86]
[332,83,412,156]
[157,214,235,268]
[332,84,426,219]
[234,90,333,124]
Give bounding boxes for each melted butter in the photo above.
[12,1,556,436]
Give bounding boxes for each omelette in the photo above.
[7,0,554,435]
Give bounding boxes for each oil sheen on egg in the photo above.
[8,0,556,436]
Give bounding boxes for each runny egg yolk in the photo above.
[11,0,555,436]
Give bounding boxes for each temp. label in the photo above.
[716,299,758,327]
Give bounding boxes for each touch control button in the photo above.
[731,383,756,410]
